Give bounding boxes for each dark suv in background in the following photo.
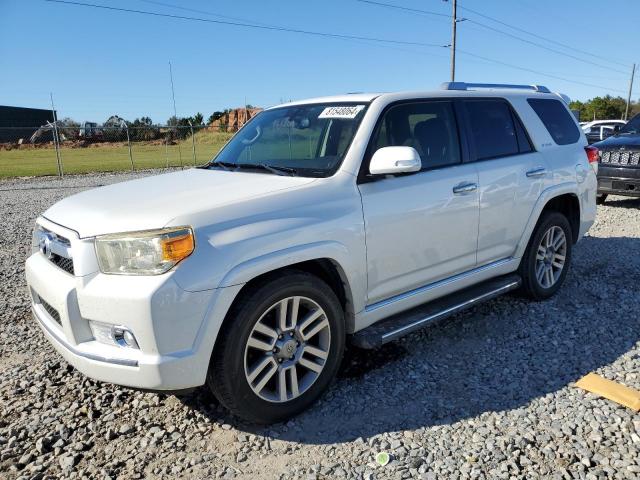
[594,113,640,204]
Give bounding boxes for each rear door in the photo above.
[461,98,549,265]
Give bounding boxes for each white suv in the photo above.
[26,83,597,423]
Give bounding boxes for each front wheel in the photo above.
[207,271,345,424]
[518,211,573,301]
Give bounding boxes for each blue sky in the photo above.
[1,0,637,124]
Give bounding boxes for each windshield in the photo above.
[209,103,368,177]
[619,114,640,134]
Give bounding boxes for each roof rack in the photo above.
[441,82,551,94]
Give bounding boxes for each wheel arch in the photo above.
[514,184,581,258]
[218,244,358,334]
[540,193,580,243]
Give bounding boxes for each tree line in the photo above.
[53,108,249,142]
[569,95,639,122]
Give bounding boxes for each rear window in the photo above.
[464,99,521,160]
[527,98,580,145]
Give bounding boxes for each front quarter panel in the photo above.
[168,171,368,314]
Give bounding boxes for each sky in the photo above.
[1,0,638,124]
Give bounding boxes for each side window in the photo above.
[464,99,520,160]
[527,98,580,145]
[371,101,461,170]
[512,110,533,154]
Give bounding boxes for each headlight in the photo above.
[95,227,195,275]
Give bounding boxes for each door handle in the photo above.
[526,167,547,178]
[453,182,478,195]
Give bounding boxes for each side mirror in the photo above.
[613,124,622,133]
[369,146,422,175]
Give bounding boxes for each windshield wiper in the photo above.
[236,163,297,176]
[205,161,297,176]
[207,160,235,171]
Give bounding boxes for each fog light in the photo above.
[89,321,139,349]
[113,327,139,349]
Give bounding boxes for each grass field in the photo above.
[0,129,234,178]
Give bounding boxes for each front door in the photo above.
[358,100,480,305]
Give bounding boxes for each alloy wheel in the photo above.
[535,225,567,289]
[244,296,331,403]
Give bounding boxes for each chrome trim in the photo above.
[32,305,139,367]
[380,281,520,341]
[453,182,478,194]
[365,257,514,313]
[441,82,550,93]
[35,227,72,259]
[526,167,547,178]
[111,325,139,349]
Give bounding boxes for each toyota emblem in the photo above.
[39,232,54,259]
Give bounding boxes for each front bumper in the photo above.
[597,165,640,197]
[25,218,243,391]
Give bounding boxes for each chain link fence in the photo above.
[0,124,235,178]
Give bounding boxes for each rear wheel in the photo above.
[518,211,572,300]
[207,271,345,424]
[596,193,608,205]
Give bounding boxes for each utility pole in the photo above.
[168,61,183,168]
[50,92,63,177]
[625,63,635,121]
[450,0,457,82]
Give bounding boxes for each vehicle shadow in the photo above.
[603,196,640,209]
[181,235,640,444]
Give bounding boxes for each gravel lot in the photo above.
[1,170,640,479]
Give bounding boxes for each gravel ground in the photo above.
[1,170,640,479]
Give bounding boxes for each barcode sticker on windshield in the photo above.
[318,105,365,119]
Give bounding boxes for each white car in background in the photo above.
[581,119,627,144]
[26,82,597,423]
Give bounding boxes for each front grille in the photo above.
[600,150,640,166]
[37,227,75,275]
[40,298,62,326]
[50,253,74,275]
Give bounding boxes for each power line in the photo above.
[43,0,629,95]
[456,2,630,69]
[356,0,630,75]
[136,0,275,27]
[464,19,629,76]
[457,49,627,94]
[136,0,453,62]
[356,0,450,18]
[44,0,447,48]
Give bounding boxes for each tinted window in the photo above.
[371,101,461,170]
[513,110,533,153]
[464,100,520,160]
[620,114,640,134]
[528,98,580,145]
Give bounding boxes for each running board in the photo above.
[351,274,521,349]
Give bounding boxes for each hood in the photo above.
[43,168,316,238]
[594,133,640,150]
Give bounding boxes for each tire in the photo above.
[518,211,573,301]
[596,193,608,205]
[207,270,345,424]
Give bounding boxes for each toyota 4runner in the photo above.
[26,82,597,423]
